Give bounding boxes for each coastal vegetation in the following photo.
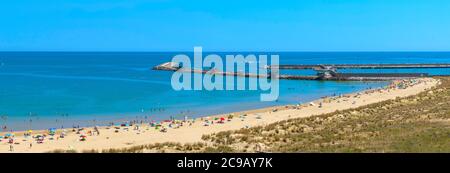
[203,77,450,152]
[199,77,450,153]
[51,77,450,153]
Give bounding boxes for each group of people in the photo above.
[292,78,428,111]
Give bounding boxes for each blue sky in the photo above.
[0,0,449,51]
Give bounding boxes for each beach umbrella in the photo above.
[5,133,14,137]
[220,117,225,121]
[48,128,56,136]
[27,130,33,133]
[80,135,87,141]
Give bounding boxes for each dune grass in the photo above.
[51,77,450,153]
[202,77,450,152]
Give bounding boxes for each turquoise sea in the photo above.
[0,52,449,130]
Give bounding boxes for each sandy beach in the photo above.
[0,78,439,153]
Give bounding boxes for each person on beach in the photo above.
[94,126,100,135]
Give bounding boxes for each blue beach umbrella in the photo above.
[48,128,57,135]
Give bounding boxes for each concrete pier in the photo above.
[152,62,448,81]
[271,63,450,70]
[152,62,271,78]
